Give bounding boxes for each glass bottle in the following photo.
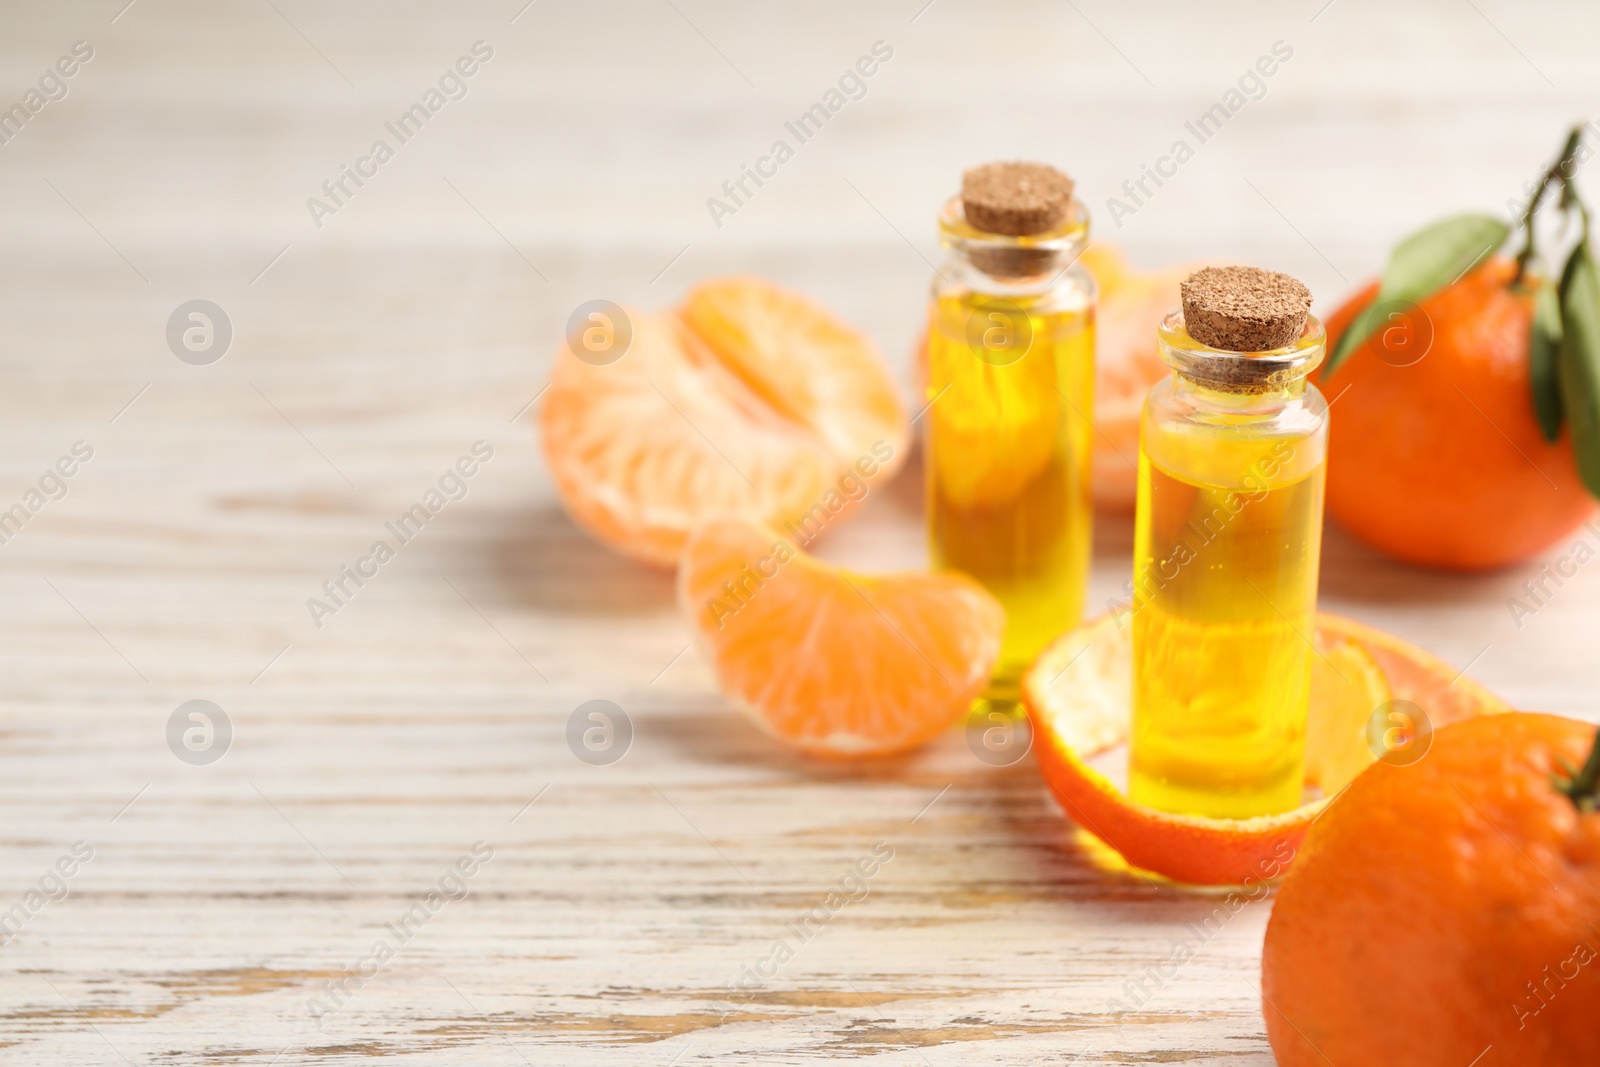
[925,194,1096,702]
[1128,307,1328,818]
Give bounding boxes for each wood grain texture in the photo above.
[1,0,1598,1062]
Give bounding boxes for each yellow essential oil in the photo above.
[925,175,1095,699]
[1129,298,1328,819]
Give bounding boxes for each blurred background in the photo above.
[7,0,1595,296]
[5,0,1596,703]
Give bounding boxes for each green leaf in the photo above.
[1530,280,1564,442]
[1326,214,1510,375]
[1557,242,1600,498]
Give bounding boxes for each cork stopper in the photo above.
[961,162,1075,236]
[1180,266,1312,352]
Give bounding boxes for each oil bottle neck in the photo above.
[1156,307,1326,412]
[1170,372,1309,412]
[937,196,1090,287]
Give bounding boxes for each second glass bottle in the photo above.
[925,162,1096,702]
[1128,266,1328,819]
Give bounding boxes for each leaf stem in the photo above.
[1513,125,1589,286]
[1556,725,1600,814]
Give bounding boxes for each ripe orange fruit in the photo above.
[1263,712,1600,1066]
[540,278,908,567]
[679,517,1003,757]
[1080,244,1210,512]
[1021,612,1506,885]
[1319,258,1595,570]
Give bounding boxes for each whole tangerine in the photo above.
[1262,712,1600,1066]
[1318,258,1595,571]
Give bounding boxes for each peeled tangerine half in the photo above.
[1021,612,1508,885]
[680,518,1004,757]
[540,278,909,567]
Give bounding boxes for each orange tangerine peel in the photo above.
[1021,611,1508,886]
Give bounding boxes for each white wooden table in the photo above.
[2,1,1597,1062]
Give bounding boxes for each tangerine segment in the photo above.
[680,277,909,468]
[1303,640,1389,796]
[680,518,1003,758]
[1021,612,1507,885]
[541,281,908,568]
